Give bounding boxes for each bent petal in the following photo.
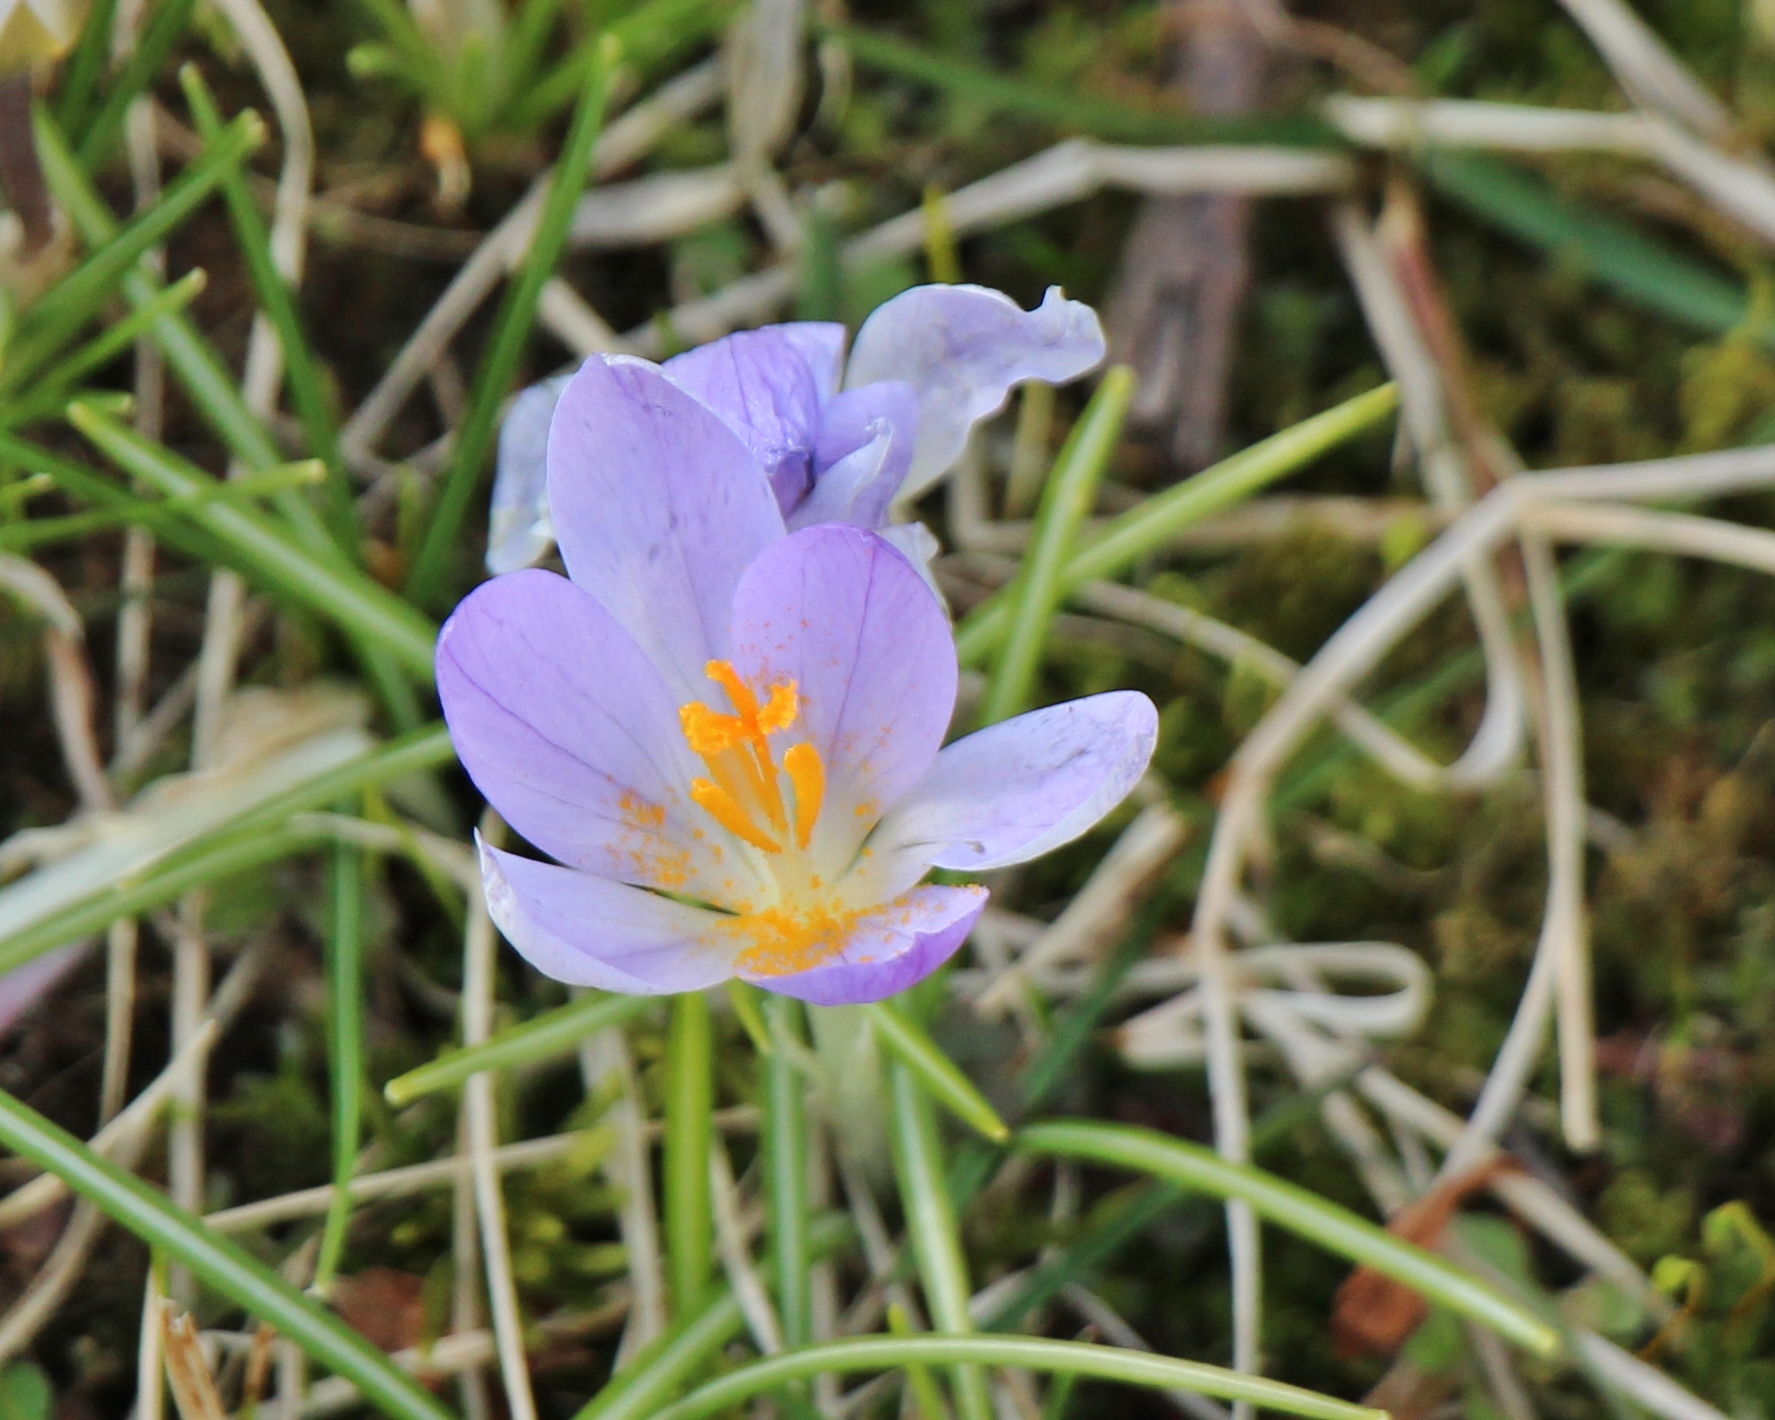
[843,284,1105,501]
[481,841,737,993]
[868,691,1158,881]
[486,374,570,575]
[548,354,786,703]
[741,885,988,1005]
[790,381,918,530]
[727,525,957,875]
[439,569,766,908]
[664,323,846,512]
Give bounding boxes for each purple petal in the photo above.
[726,525,957,876]
[868,691,1158,880]
[487,374,570,575]
[843,284,1105,501]
[664,323,846,512]
[789,382,918,530]
[741,885,987,1005]
[548,354,786,703]
[0,944,87,1040]
[439,568,768,909]
[480,840,737,993]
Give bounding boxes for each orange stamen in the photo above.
[783,742,825,850]
[680,663,826,855]
[690,778,781,853]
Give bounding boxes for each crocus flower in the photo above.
[440,352,1156,1004]
[485,282,1105,574]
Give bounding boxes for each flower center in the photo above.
[679,660,826,858]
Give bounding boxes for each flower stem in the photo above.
[888,1053,992,1420]
[664,991,714,1318]
[763,995,810,1347]
[313,835,364,1292]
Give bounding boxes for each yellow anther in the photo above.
[758,682,800,735]
[689,778,781,854]
[680,663,822,854]
[680,702,747,755]
[783,742,826,850]
[706,661,762,721]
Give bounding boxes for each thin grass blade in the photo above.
[1018,1119,1561,1357]
[979,364,1135,725]
[0,1086,455,1420]
[384,991,656,1104]
[954,383,1400,666]
[860,1003,1008,1144]
[641,1336,1385,1420]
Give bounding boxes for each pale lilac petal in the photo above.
[480,841,737,993]
[740,885,987,1005]
[439,569,768,908]
[844,284,1105,500]
[726,525,957,875]
[789,382,917,530]
[486,374,570,575]
[876,522,944,594]
[0,945,86,1039]
[867,691,1158,881]
[664,323,846,511]
[548,354,786,703]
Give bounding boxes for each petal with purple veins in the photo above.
[739,885,988,1005]
[480,841,739,993]
[726,525,957,875]
[664,323,846,512]
[548,354,786,702]
[486,373,570,575]
[843,284,1105,501]
[866,690,1158,884]
[439,568,768,909]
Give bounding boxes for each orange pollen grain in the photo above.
[726,900,860,978]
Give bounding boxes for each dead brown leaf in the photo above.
[1332,1156,1519,1358]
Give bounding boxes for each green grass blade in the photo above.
[0,1086,455,1420]
[0,431,240,567]
[66,401,439,680]
[1,270,209,427]
[860,1003,1008,1144]
[954,383,1400,667]
[314,837,365,1292]
[406,39,616,610]
[1018,1119,1561,1357]
[1421,151,1753,340]
[222,724,457,837]
[664,990,714,1318]
[384,991,656,1105]
[572,1214,854,1420]
[0,458,324,552]
[0,725,452,977]
[54,0,124,140]
[642,1336,1385,1420]
[0,825,330,980]
[835,25,1339,148]
[979,365,1135,725]
[888,1057,992,1420]
[4,113,263,382]
[887,1302,953,1420]
[764,995,810,1348]
[180,67,357,550]
[34,111,348,567]
[74,0,199,168]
